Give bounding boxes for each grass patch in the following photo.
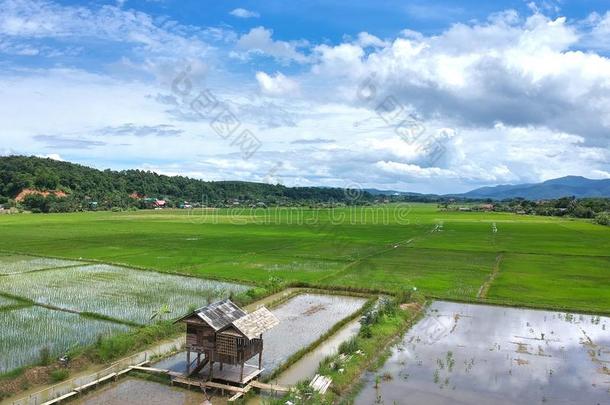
[49,369,69,383]
[79,321,181,363]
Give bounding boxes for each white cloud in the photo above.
[255,71,299,96]
[581,11,610,51]
[229,8,259,19]
[234,26,309,64]
[36,153,64,161]
[375,161,456,179]
[308,13,610,150]
[0,0,211,62]
[356,32,388,48]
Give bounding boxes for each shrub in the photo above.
[360,304,380,326]
[265,276,285,292]
[395,288,413,304]
[595,212,610,226]
[379,297,397,316]
[338,337,359,355]
[50,369,69,382]
[359,324,372,338]
[38,347,51,366]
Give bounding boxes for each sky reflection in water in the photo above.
[356,301,610,405]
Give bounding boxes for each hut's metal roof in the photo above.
[232,307,279,340]
[192,299,247,331]
[176,300,279,339]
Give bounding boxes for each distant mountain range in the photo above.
[366,176,610,200]
[456,176,610,200]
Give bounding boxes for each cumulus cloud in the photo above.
[310,12,610,150]
[229,8,259,19]
[255,71,300,96]
[234,26,309,64]
[352,32,388,48]
[581,11,610,51]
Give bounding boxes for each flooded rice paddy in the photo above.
[0,257,249,373]
[0,306,129,373]
[154,293,366,377]
[355,301,610,405]
[0,264,248,323]
[0,295,18,309]
[0,254,81,274]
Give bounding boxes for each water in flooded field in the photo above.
[275,318,361,386]
[72,378,205,405]
[355,301,610,405]
[262,293,366,374]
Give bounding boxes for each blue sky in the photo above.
[1,0,609,193]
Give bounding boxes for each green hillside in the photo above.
[0,155,374,211]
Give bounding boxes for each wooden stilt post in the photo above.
[259,334,263,370]
[220,361,223,371]
[240,362,244,382]
[186,350,191,375]
[209,360,214,381]
[197,352,201,368]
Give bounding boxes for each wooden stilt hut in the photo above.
[175,299,279,384]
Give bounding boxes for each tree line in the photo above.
[428,196,610,226]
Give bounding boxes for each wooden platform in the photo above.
[195,363,263,384]
[309,374,332,394]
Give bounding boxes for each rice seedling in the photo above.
[0,255,83,275]
[0,264,249,324]
[0,306,129,373]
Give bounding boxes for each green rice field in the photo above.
[0,204,608,315]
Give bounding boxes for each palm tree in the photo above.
[150,304,172,322]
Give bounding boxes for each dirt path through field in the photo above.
[477,253,504,299]
[318,223,433,284]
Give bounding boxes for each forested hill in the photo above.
[0,155,374,211]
